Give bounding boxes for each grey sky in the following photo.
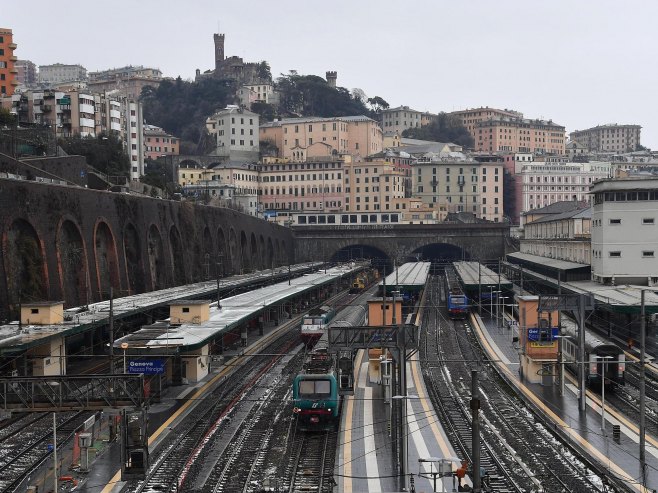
[5,0,657,148]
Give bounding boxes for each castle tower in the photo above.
[326,71,337,88]
[214,33,225,71]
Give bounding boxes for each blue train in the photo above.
[293,289,372,431]
[445,266,469,319]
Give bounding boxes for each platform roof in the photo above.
[565,281,658,314]
[114,264,365,352]
[0,262,323,355]
[507,252,590,272]
[380,262,431,290]
[454,261,513,290]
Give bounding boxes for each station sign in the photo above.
[127,360,165,375]
[527,327,559,342]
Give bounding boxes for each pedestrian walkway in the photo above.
[472,311,658,493]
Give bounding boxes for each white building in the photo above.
[237,83,276,106]
[125,100,144,180]
[38,63,87,84]
[206,105,259,162]
[520,161,612,212]
[591,178,658,286]
[380,106,435,135]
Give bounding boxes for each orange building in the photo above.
[0,28,18,96]
[516,295,559,385]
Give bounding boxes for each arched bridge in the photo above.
[293,223,512,265]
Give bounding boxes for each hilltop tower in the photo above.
[214,33,225,71]
[326,71,337,88]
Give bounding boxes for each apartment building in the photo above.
[570,124,641,153]
[344,159,405,213]
[519,161,612,213]
[0,28,18,96]
[260,115,382,161]
[126,100,144,180]
[380,106,436,134]
[591,178,658,286]
[144,124,179,161]
[449,107,522,137]
[411,153,504,222]
[15,59,36,87]
[520,203,591,265]
[475,117,565,154]
[206,105,260,162]
[38,63,87,84]
[260,157,345,212]
[87,65,163,100]
[237,83,276,107]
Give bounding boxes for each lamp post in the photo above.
[489,289,501,319]
[392,394,420,491]
[600,356,613,433]
[498,296,510,329]
[121,342,128,373]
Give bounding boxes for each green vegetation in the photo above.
[402,112,474,148]
[0,107,16,126]
[58,133,130,176]
[276,71,369,117]
[141,76,233,149]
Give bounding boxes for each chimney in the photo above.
[326,71,337,88]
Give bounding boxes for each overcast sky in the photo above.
[5,0,656,148]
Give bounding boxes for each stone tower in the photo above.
[214,33,225,71]
[326,71,337,88]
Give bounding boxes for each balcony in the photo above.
[8,42,17,50]
[42,104,52,112]
[9,55,17,62]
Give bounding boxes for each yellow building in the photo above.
[344,159,405,213]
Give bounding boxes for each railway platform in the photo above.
[337,348,467,493]
[472,310,658,493]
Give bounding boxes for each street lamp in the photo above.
[497,296,511,329]
[121,342,128,373]
[489,289,501,319]
[600,356,613,433]
[392,394,420,491]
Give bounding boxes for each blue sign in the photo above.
[128,359,165,375]
[527,327,559,342]
[47,444,54,452]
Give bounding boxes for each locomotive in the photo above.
[445,265,469,320]
[300,305,335,346]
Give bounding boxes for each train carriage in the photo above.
[300,305,335,346]
[560,322,625,388]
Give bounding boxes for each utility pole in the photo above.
[578,293,586,412]
[471,370,481,492]
[109,286,114,375]
[640,289,647,486]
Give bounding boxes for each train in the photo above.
[445,265,469,319]
[293,289,372,431]
[349,268,378,293]
[292,211,402,226]
[300,305,336,346]
[560,320,625,388]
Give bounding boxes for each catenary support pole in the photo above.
[578,293,586,412]
[640,289,647,485]
[471,370,481,493]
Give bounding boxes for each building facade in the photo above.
[206,105,260,162]
[344,159,405,213]
[15,59,36,87]
[144,124,179,161]
[260,115,383,161]
[0,28,17,96]
[38,63,87,84]
[570,124,641,153]
[237,83,276,107]
[519,161,612,213]
[475,117,565,154]
[449,107,522,136]
[87,65,163,100]
[380,106,436,135]
[591,178,658,286]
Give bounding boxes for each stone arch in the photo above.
[266,238,274,269]
[57,218,89,308]
[3,218,48,307]
[250,233,258,270]
[169,225,186,285]
[94,220,120,299]
[217,227,227,277]
[147,224,167,290]
[331,243,392,273]
[410,242,470,263]
[240,231,249,273]
[123,222,145,295]
[259,235,266,268]
[228,228,239,275]
[201,226,214,280]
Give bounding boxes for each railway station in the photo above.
[0,262,327,379]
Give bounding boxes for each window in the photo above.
[643,251,655,258]
[609,251,621,258]
[31,308,39,314]
[643,218,655,225]
[609,219,621,225]
[182,307,190,313]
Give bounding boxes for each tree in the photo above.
[58,133,130,176]
[256,61,272,82]
[0,107,16,126]
[367,96,390,113]
[251,102,277,122]
[352,88,367,103]
[401,112,474,148]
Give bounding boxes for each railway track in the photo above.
[421,276,614,492]
[0,411,90,493]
